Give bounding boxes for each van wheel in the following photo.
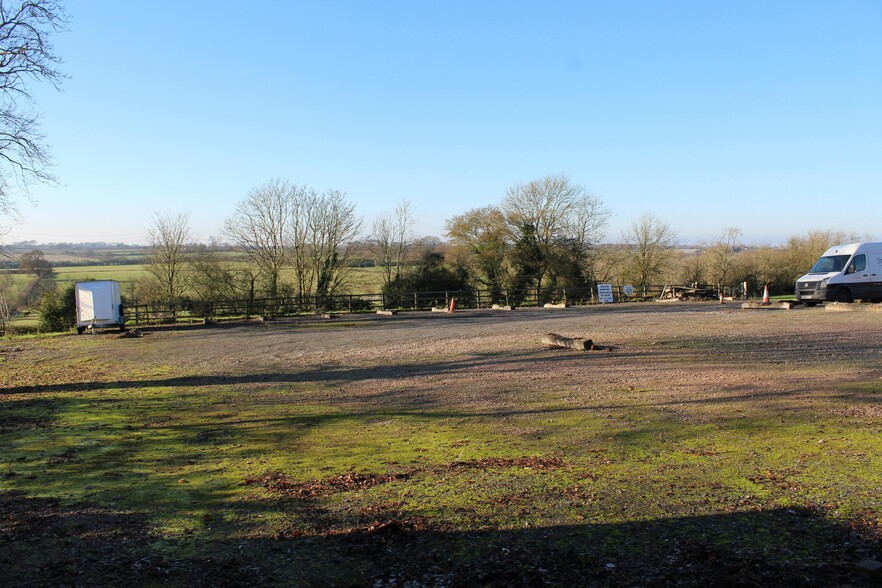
[76,326,86,335]
[835,288,853,303]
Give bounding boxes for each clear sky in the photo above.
[9,0,882,245]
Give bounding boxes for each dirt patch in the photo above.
[247,456,565,500]
[247,470,413,500]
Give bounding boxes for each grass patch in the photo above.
[2,322,881,585]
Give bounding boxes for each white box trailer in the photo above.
[75,280,125,334]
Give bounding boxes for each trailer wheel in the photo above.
[835,288,853,303]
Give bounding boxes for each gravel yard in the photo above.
[2,302,882,586]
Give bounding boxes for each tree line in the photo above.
[142,179,362,311]
[0,169,863,334]
[139,174,613,311]
[134,173,860,315]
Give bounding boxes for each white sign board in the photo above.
[597,283,614,303]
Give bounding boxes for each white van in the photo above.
[795,242,882,305]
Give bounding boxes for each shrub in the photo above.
[38,284,77,333]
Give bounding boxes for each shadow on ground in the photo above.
[1,490,878,587]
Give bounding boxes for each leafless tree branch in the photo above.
[0,0,67,224]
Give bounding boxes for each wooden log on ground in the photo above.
[542,332,594,351]
[376,310,397,316]
[491,304,513,310]
[543,303,568,309]
[431,307,448,313]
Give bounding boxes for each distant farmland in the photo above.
[5,264,387,294]
[52,264,150,288]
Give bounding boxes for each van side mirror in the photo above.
[846,264,855,275]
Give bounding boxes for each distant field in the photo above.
[4,247,146,265]
[340,266,385,293]
[5,264,386,294]
[52,264,150,288]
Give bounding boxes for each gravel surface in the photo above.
[4,302,882,587]
[65,302,872,421]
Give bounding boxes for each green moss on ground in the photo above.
[2,323,881,585]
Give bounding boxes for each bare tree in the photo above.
[676,250,706,286]
[146,211,191,307]
[501,174,608,292]
[559,193,612,287]
[288,185,315,302]
[371,199,414,289]
[623,213,678,294]
[224,179,296,298]
[589,244,627,285]
[0,0,67,228]
[0,270,17,334]
[704,227,742,287]
[305,189,361,309]
[190,240,237,311]
[783,229,856,282]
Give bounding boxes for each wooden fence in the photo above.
[123,284,683,327]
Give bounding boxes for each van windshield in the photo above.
[809,254,851,274]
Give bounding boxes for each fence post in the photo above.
[476,289,481,309]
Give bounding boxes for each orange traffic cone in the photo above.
[448,297,456,314]
[762,284,770,305]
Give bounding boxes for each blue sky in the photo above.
[10,0,882,245]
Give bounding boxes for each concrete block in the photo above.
[740,302,792,310]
